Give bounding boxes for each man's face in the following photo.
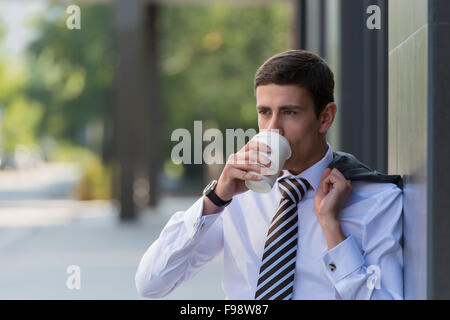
[256,83,324,172]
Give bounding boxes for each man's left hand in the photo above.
[314,168,353,226]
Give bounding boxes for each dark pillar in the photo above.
[291,0,307,50]
[340,0,388,172]
[114,0,140,221]
[292,0,325,56]
[293,0,388,171]
[428,0,450,299]
[361,0,388,172]
[144,4,162,207]
[113,0,161,221]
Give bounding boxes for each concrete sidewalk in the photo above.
[0,164,224,300]
[0,198,225,300]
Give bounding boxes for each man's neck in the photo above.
[287,140,328,176]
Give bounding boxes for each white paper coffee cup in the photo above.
[245,130,292,193]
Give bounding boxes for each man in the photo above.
[135,50,403,300]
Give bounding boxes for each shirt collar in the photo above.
[276,142,334,191]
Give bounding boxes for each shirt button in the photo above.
[328,262,336,271]
[200,222,205,230]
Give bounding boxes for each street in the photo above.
[0,163,224,299]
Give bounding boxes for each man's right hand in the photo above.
[203,140,274,215]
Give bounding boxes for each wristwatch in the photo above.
[203,180,232,208]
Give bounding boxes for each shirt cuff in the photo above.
[184,195,223,239]
[321,235,365,283]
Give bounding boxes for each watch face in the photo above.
[203,180,217,195]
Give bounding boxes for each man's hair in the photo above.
[254,50,335,118]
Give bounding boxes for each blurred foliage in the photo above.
[75,155,112,200]
[159,3,290,181]
[2,97,43,154]
[0,2,290,196]
[51,142,98,163]
[25,3,113,147]
[0,59,27,104]
[160,3,290,148]
[52,143,112,200]
[0,19,44,155]
[22,3,113,199]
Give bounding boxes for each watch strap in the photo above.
[206,189,232,207]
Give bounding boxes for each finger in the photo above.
[346,179,354,191]
[323,173,338,192]
[319,168,332,184]
[241,151,276,175]
[326,173,339,184]
[326,172,350,191]
[327,169,346,184]
[330,168,346,180]
[324,180,331,194]
[234,150,272,167]
[230,161,266,175]
[243,140,271,154]
[317,168,332,196]
[228,153,268,174]
[229,167,262,181]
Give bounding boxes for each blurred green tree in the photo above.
[25,3,114,156]
[159,3,290,181]
[25,2,290,157]
[9,2,290,193]
[20,3,114,199]
[0,18,43,156]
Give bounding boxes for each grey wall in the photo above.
[389,0,428,300]
[389,0,450,299]
[323,0,341,152]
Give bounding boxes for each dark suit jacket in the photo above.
[328,151,403,190]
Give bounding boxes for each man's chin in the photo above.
[282,161,295,172]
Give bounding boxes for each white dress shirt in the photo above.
[135,143,404,300]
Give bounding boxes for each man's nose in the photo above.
[266,115,284,136]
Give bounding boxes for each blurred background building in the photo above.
[0,0,448,299]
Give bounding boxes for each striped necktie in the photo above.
[254,177,311,300]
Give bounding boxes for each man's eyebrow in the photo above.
[256,105,304,110]
[279,105,304,110]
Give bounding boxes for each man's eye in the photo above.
[258,111,269,115]
[284,111,296,115]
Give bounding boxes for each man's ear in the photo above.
[318,102,337,134]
